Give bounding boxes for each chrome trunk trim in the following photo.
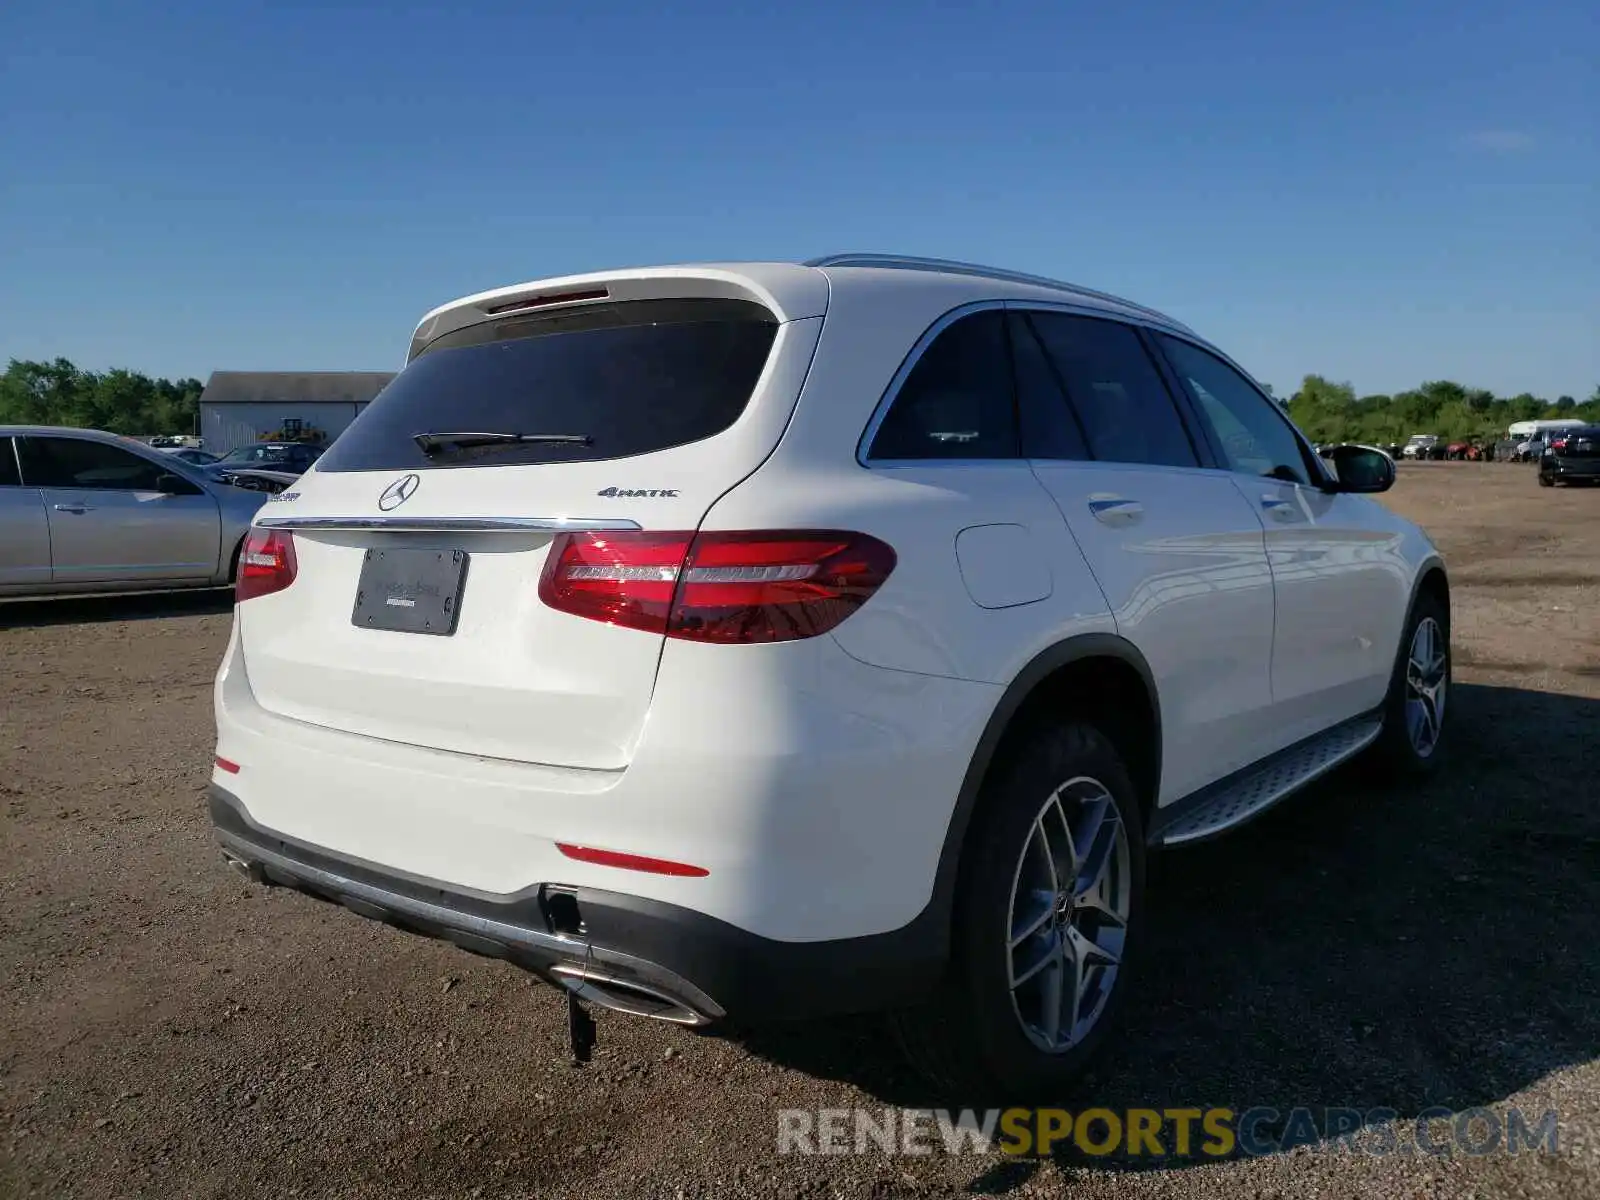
[253,515,642,533]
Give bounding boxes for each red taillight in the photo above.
[556,843,709,877]
[235,527,298,602]
[672,531,897,644]
[538,530,896,644]
[537,531,692,634]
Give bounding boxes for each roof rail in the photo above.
[802,252,1192,332]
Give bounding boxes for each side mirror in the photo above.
[155,473,187,495]
[1321,444,1395,494]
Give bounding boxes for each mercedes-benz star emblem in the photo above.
[378,473,421,511]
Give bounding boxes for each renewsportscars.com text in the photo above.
[777,1106,1560,1159]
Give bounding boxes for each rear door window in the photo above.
[1024,312,1200,468]
[867,310,1019,461]
[316,298,779,472]
[0,439,20,487]
[1007,312,1091,460]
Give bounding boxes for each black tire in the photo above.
[891,721,1146,1102]
[1366,589,1451,781]
[1538,473,1554,487]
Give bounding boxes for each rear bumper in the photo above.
[210,785,943,1024]
[212,615,1001,944]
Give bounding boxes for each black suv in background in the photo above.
[1538,426,1600,487]
[204,442,325,479]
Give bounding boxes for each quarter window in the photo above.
[1024,313,1199,468]
[1157,336,1314,485]
[868,310,1019,461]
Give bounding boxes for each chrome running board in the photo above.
[1151,716,1384,848]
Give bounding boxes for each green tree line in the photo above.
[1286,377,1600,446]
[4,355,1598,447]
[1,358,205,436]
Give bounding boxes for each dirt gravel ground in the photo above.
[2,461,1597,1199]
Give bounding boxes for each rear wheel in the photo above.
[1538,473,1555,487]
[891,721,1145,1100]
[1367,590,1450,780]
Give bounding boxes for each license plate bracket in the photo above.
[352,547,468,636]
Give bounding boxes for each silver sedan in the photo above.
[0,425,269,597]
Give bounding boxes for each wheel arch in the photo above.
[1410,557,1451,630]
[1378,555,1450,701]
[922,634,1162,946]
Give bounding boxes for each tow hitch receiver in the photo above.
[567,992,597,1064]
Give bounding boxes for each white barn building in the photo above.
[198,371,396,455]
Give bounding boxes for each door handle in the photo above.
[52,503,95,514]
[1087,496,1144,526]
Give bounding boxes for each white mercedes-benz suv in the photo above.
[210,254,1450,1096]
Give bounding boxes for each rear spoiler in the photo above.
[406,265,829,364]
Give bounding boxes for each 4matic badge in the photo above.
[596,487,679,498]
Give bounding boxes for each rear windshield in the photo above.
[316,298,779,472]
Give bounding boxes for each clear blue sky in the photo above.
[2,0,1595,399]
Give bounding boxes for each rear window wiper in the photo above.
[412,430,594,456]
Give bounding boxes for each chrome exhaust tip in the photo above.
[221,850,263,882]
[547,964,714,1027]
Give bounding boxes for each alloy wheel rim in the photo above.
[1404,617,1448,757]
[1005,776,1132,1054]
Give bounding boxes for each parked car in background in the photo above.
[1515,435,1551,462]
[209,254,1451,1096]
[1401,434,1439,460]
[163,447,220,467]
[204,442,325,481]
[0,425,267,596]
[1538,425,1600,487]
[212,467,300,495]
[1508,418,1591,455]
